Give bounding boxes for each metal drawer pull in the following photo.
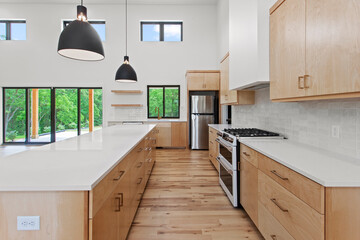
[210,154,213,158]
[137,178,143,184]
[270,235,277,240]
[210,141,213,144]
[298,76,305,89]
[304,74,310,88]
[271,198,289,212]
[242,151,250,157]
[115,193,123,212]
[146,158,152,162]
[270,170,288,180]
[137,162,143,168]
[113,171,125,181]
[137,148,143,152]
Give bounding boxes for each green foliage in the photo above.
[4,88,103,142]
[7,130,17,142]
[148,87,179,118]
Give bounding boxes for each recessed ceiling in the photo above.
[0,0,218,5]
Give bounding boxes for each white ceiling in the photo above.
[0,0,218,5]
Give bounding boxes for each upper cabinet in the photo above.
[220,53,255,105]
[270,0,360,101]
[229,0,277,90]
[186,71,220,91]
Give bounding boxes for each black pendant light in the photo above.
[115,0,137,82]
[58,0,104,61]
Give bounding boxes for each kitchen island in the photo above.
[0,124,157,240]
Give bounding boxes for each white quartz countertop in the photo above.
[109,119,187,123]
[0,125,156,191]
[241,139,360,187]
[208,124,232,132]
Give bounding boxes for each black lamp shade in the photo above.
[58,20,104,61]
[115,56,137,82]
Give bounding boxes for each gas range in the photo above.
[215,127,283,207]
[217,128,283,146]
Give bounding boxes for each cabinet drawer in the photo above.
[90,151,133,218]
[258,202,295,240]
[258,153,324,214]
[240,144,258,167]
[258,171,324,240]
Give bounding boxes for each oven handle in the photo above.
[215,138,233,152]
[216,156,233,176]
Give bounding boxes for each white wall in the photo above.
[0,2,218,136]
[217,0,229,61]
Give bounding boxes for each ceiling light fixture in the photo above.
[115,0,137,82]
[57,0,105,61]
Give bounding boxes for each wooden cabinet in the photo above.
[156,122,187,148]
[171,122,187,147]
[186,71,220,91]
[270,0,360,101]
[208,127,219,172]
[269,0,306,100]
[220,53,255,105]
[156,123,172,147]
[240,158,258,226]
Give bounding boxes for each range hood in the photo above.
[232,81,270,91]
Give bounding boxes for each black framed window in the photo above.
[63,20,106,41]
[147,85,180,119]
[141,21,183,42]
[3,87,102,144]
[0,20,26,40]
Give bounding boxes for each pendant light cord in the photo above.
[81,0,83,6]
[125,0,128,56]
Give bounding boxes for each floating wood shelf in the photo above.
[111,104,143,107]
[111,90,143,94]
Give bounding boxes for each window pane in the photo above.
[165,87,179,117]
[164,24,182,42]
[29,89,51,143]
[80,89,102,135]
[4,89,26,142]
[55,89,78,141]
[10,22,26,40]
[0,23,6,40]
[148,88,163,118]
[142,24,160,41]
[91,23,106,41]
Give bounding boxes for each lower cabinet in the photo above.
[155,122,187,148]
[240,158,258,226]
[90,129,157,240]
[208,127,219,172]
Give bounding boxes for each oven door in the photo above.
[216,137,236,169]
[217,156,238,207]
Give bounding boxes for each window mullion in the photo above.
[6,22,10,40]
[160,23,164,41]
[163,87,165,117]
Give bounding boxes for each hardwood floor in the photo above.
[127,149,263,240]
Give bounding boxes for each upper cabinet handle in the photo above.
[298,76,305,89]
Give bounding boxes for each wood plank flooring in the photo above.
[127,149,263,240]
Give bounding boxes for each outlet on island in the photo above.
[17,216,40,231]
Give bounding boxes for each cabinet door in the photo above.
[204,73,220,90]
[270,0,306,99]
[240,159,258,226]
[156,123,172,147]
[187,73,205,90]
[91,172,130,240]
[305,0,360,96]
[171,122,187,147]
[220,55,238,104]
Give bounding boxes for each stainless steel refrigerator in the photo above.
[190,93,218,150]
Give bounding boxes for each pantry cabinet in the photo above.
[270,0,360,101]
[220,53,255,105]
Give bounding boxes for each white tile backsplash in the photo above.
[232,88,360,159]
